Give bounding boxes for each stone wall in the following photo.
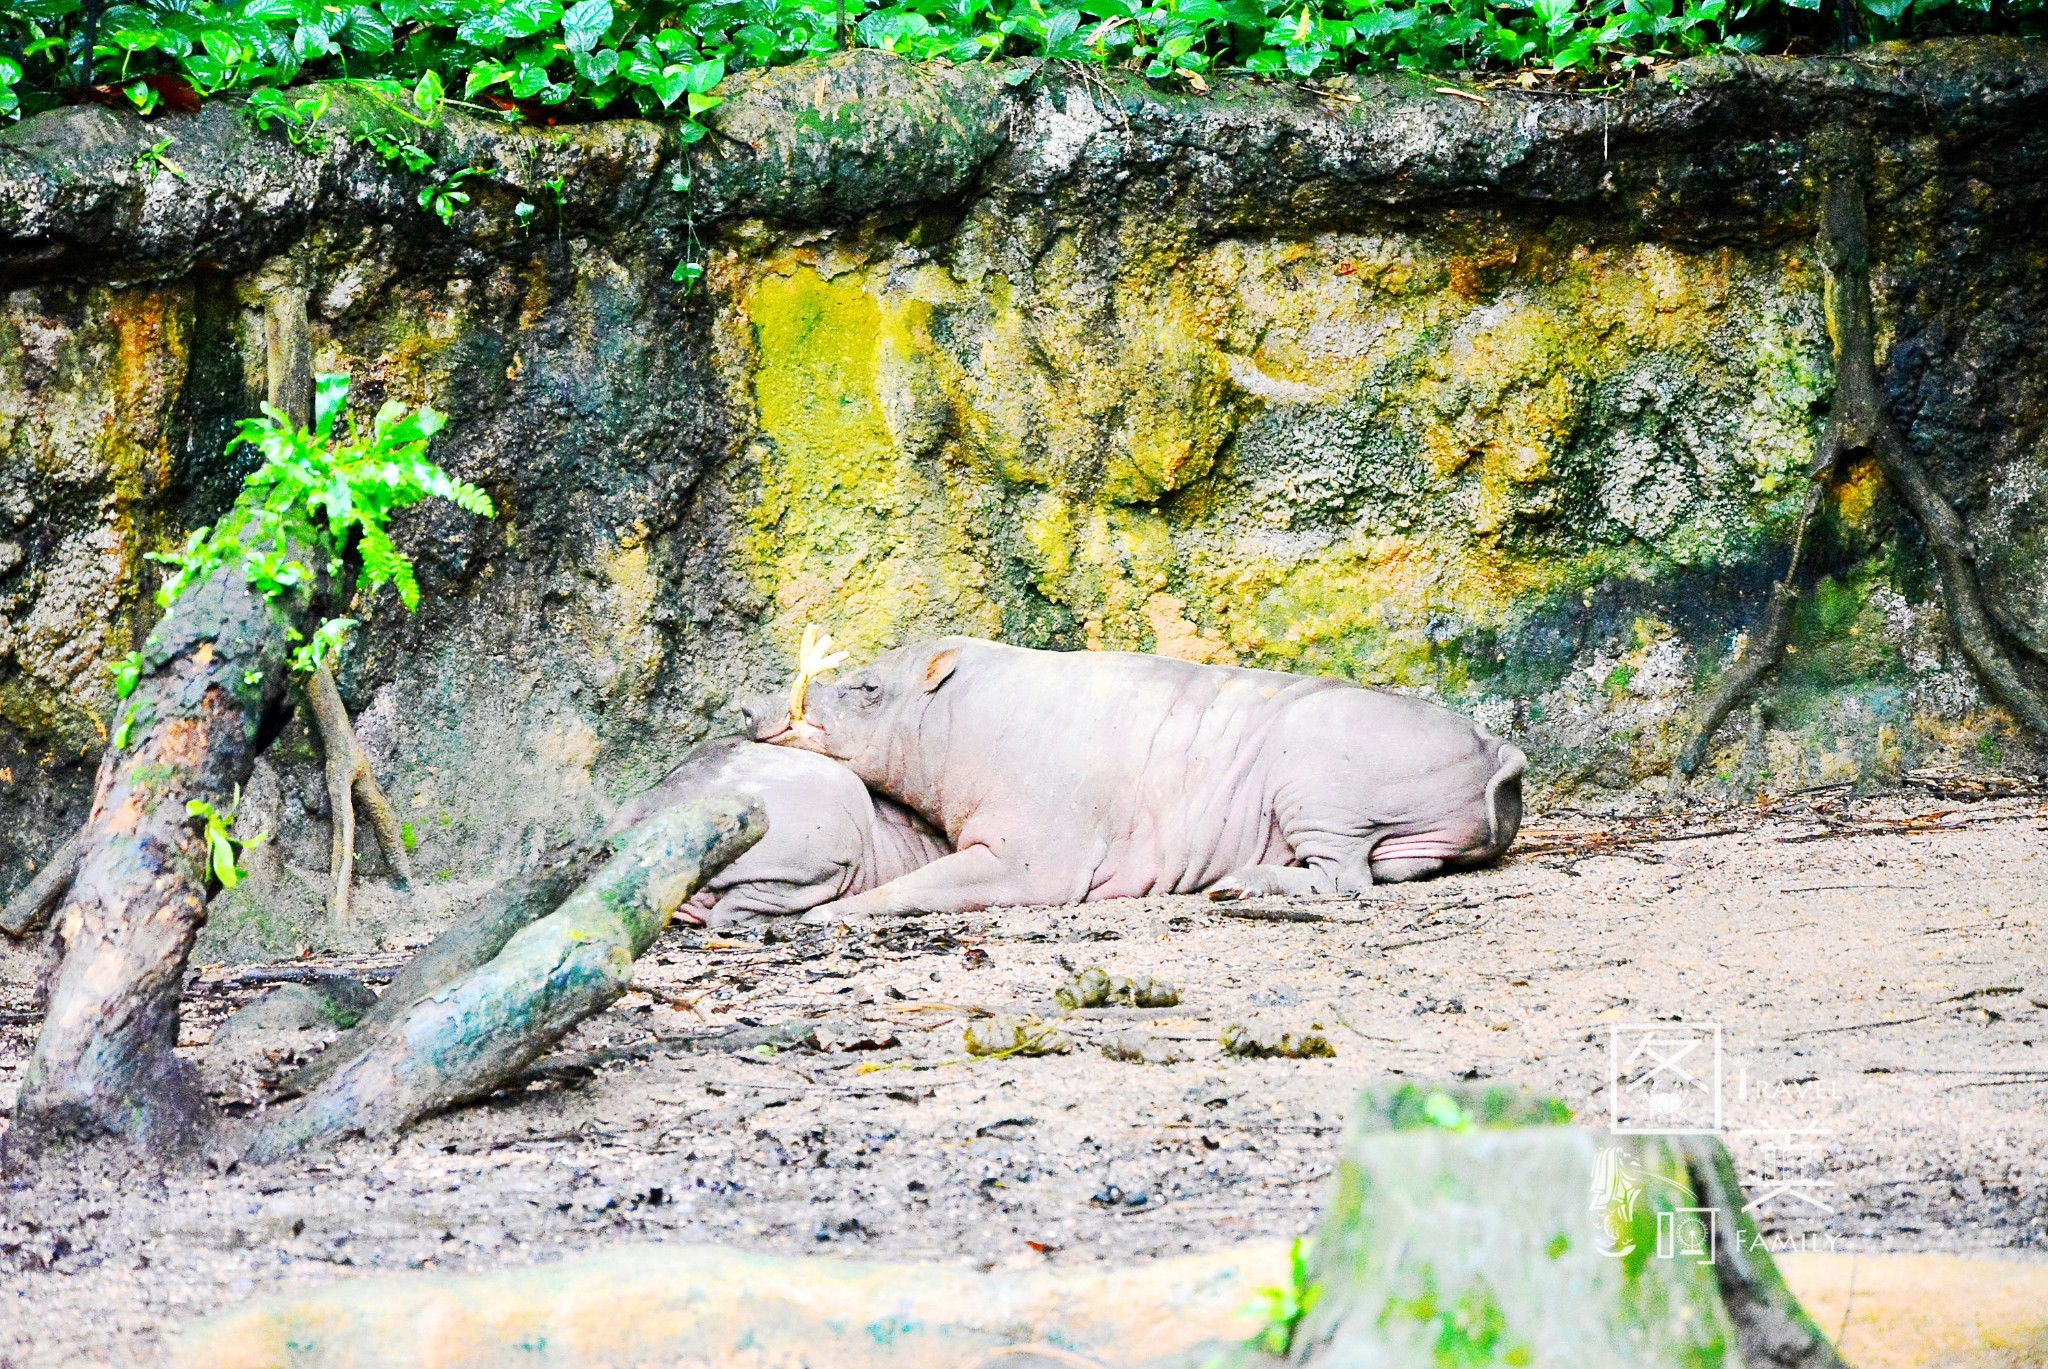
[2,41,2044,946]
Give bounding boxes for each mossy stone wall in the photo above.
[1,42,2044,945]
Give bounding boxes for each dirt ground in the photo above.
[3,779,2046,1367]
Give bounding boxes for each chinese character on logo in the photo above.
[1733,1127,1838,1216]
[1609,1022,1722,1134]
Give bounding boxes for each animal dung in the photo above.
[1220,1023,1336,1059]
[1099,1032,1190,1065]
[964,1015,1071,1057]
[1054,967,1182,1011]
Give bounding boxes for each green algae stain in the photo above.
[1377,1268,1535,1368]
[721,228,1907,787]
[742,266,995,661]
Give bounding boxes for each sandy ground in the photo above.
[2,781,2045,1367]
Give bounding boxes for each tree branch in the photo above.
[0,830,81,941]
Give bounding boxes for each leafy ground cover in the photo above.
[3,0,2041,129]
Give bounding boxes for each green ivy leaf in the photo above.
[561,0,612,52]
[510,61,549,97]
[464,60,514,97]
[501,0,565,39]
[414,66,444,117]
[337,6,394,53]
[648,65,690,107]
[574,46,619,84]
[683,57,725,93]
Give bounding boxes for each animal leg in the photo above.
[1208,838,1379,901]
[802,845,1047,920]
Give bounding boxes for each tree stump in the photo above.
[9,564,300,1157]
[1233,1083,1846,1368]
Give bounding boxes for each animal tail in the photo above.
[1485,741,1527,855]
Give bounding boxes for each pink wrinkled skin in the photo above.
[744,636,1525,920]
[606,739,948,926]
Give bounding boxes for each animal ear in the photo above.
[921,648,960,694]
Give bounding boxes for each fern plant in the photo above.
[145,372,494,678]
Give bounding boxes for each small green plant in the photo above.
[1247,1236,1321,1357]
[419,165,486,226]
[249,88,336,150]
[112,649,145,700]
[1419,1088,1473,1132]
[150,371,495,677]
[113,699,154,750]
[186,788,262,889]
[669,165,706,290]
[131,137,187,180]
[7,0,2040,135]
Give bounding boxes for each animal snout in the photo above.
[740,695,786,740]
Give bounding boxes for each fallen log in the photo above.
[282,842,607,1097]
[242,795,763,1161]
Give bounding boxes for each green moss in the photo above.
[1362,1083,1573,1134]
[730,230,1830,739]
[1377,1268,1534,1368]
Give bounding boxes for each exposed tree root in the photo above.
[3,653,415,945]
[0,829,81,941]
[1673,149,2048,787]
[1816,174,2048,740]
[242,796,763,1163]
[304,661,413,920]
[1671,483,1824,788]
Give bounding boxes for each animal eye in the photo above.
[858,681,881,697]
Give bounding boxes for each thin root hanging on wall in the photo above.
[304,661,413,920]
[1672,137,2048,789]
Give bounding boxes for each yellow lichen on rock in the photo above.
[732,226,1825,709]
